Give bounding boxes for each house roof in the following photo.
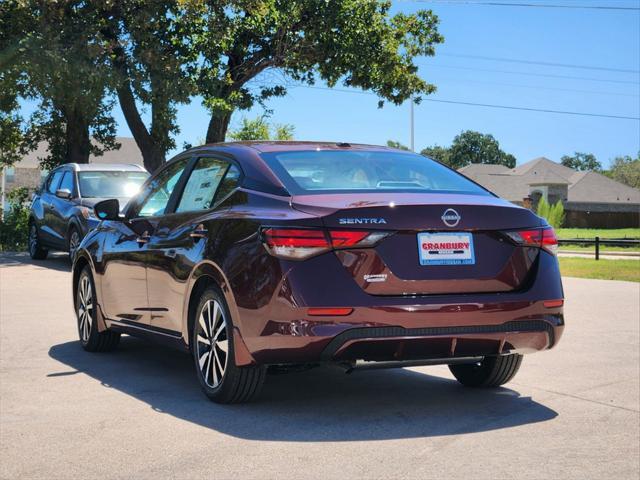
[459,157,640,205]
[13,138,143,170]
[569,171,640,203]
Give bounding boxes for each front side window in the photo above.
[46,170,64,194]
[137,159,188,217]
[58,171,75,194]
[175,158,229,213]
[260,150,490,196]
[78,171,148,199]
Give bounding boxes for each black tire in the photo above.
[75,266,120,352]
[67,226,82,262]
[191,286,266,404]
[449,354,523,388]
[28,223,48,260]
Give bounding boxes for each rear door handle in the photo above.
[190,224,208,240]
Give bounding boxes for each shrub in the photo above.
[535,197,564,229]
[0,187,31,252]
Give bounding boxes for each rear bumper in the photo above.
[233,249,565,366]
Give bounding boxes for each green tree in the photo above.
[228,117,294,141]
[1,1,33,167]
[606,154,640,188]
[386,140,410,151]
[421,145,450,164]
[447,131,516,169]
[2,1,118,169]
[560,152,601,172]
[100,1,196,172]
[421,131,515,169]
[186,0,443,143]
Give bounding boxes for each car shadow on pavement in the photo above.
[0,252,71,272]
[49,336,558,442]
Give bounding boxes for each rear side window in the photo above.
[176,158,228,213]
[260,150,489,196]
[46,170,64,194]
[214,164,241,203]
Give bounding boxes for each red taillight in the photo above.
[505,226,558,255]
[543,299,564,308]
[262,228,390,260]
[263,228,330,248]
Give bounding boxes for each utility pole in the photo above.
[410,96,415,152]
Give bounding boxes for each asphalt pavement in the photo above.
[1,252,638,480]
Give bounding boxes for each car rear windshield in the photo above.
[78,171,149,198]
[260,150,490,196]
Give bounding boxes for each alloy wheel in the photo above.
[77,275,93,342]
[196,299,229,388]
[69,230,80,258]
[29,225,38,256]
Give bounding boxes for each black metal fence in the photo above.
[558,237,640,260]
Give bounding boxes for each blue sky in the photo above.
[26,0,640,168]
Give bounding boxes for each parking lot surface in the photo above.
[1,252,639,480]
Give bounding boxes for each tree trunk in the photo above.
[116,82,165,173]
[65,109,91,164]
[206,111,233,143]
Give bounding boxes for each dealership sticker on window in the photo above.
[417,232,475,266]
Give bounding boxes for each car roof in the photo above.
[195,141,398,153]
[66,163,147,172]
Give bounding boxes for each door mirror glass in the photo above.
[94,199,121,221]
[55,188,72,199]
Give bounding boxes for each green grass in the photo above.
[555,228,640,239]
[558,244,640,253]
[559,257,640,282]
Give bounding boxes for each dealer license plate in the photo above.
[417,232,475,266]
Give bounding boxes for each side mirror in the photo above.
[55,188,72,199]
[94,199,120,221]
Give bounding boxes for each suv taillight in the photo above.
[262,228,390,260]
[505,226,558,255]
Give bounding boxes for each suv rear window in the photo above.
[260,150,489,196]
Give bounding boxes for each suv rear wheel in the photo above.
[191,286,266,403]
[28,224,48,260]
[449,354,523,388]
[68,227,81,261]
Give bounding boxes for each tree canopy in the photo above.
[2,0,443,172]
[421,130,516,169]
[606,154,640,188]
[386,140,410,151]
[228,117,294,141]
[2,1,118,169]
[560,152,602,172]
[186,0,443,145]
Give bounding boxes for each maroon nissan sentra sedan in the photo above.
[72,142,564,403]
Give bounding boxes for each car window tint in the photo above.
[214,164,241,204]
[46,171,64,194]
[176,158,228,213]
[58,171,75,194]
[137,159,188,217]
[261,151,490,196]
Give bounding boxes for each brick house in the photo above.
[459,157,640,228]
